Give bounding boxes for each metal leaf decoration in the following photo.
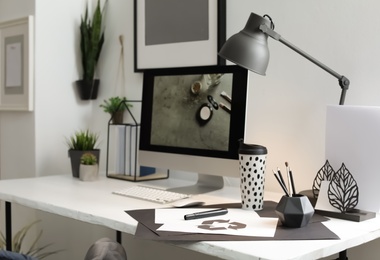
[312,160,335,199]
[328,163,359,212]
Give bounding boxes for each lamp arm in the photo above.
[259,24,349,105]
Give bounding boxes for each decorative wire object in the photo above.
[328,163,359,212]
[312,160,335,199]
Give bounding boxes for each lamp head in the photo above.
[218,13,272,75]
[219,12,349,105]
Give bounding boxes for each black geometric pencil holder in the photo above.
[275,195,315,228]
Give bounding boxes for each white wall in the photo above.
[34,0,110,178]
[1,0,380,259]
[235,1,380,193]
[0,1,35,179]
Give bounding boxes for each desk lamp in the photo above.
[218,12,349,105]
[219,13,350,260]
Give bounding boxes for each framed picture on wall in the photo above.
[134,0,226,72]
[0,16,34,111]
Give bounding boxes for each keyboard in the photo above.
[112,185,191,204]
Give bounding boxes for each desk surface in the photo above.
[0,174,380,260]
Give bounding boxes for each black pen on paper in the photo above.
[184,208,228,220]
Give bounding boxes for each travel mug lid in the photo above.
[238,141,267,155]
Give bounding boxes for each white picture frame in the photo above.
[134,0,226,72]
[0,16,34,111]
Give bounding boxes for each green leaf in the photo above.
[66,129,99,150]
[81,152,97,165]
[0,220,63,259]
[80,0,107,81]
[99,96,132,114]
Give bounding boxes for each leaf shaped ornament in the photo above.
[328,163,359,212]
[312,160,335,199]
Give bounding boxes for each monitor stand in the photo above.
[167,173,224,194]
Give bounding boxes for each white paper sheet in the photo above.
[155,208,278,237]
[326,105,380,212]
[5,42,22,87]
[314,181,340,212]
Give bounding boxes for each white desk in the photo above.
[0,174,380,260]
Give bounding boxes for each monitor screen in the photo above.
[139,65,248,193]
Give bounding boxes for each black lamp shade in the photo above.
[219,13,271,75]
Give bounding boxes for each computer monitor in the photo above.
[139,65,248,194]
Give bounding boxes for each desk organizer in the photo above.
[105,100,169,182]
[275,195,314,228]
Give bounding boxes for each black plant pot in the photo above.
[68,149,100,178]
[111,110,124,124]
[76,79,99,100]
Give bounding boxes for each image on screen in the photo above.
[150,73,233,151]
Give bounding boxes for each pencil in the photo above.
[289,168,296,196]
[273,170,290,196]
[277,167,287,190]
[285,162,296,196]
[285,162,293,196]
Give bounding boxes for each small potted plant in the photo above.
[76,0,107,100]
[79,152,99,181]
[66,129,100,178]
[100,96,132,124]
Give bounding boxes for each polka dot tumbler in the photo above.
[239,142,267,211]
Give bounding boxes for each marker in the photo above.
[184,208,228,220]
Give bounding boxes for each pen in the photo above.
[184,208,228,220]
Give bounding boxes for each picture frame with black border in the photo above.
[134,0,226,72]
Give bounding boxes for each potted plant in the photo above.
[100,96,132,124]
[76,0,107,100]
[66,129,100,178]
[0,220,62,259]
[79,152,99,181]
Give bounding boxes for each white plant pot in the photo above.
[79,164,99,181]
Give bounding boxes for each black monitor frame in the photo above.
[140,65,248,161]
